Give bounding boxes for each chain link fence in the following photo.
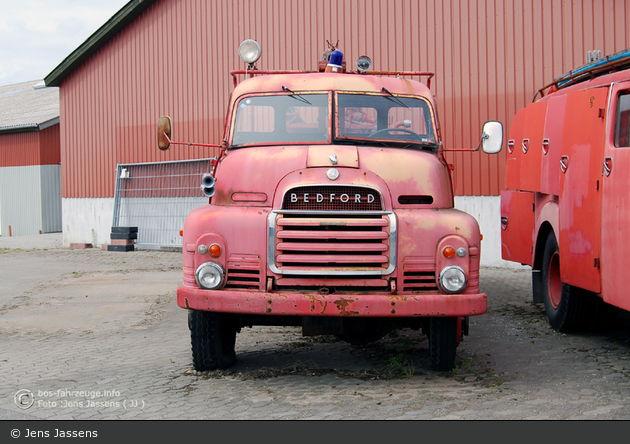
[112,159,214,249]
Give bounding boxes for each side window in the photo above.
[615,91,630,147]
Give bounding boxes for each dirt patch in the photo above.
[0,249,181,334]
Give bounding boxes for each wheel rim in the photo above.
[547,250,562,309]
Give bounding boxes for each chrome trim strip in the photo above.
[268,210,397,276]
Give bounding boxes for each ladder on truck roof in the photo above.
[536,48,630,100]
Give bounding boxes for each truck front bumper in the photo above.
[177,287,487,317]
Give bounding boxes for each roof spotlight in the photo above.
[238,39,262,66]
[356,55,372,74]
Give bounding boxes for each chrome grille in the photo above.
[268,211,396,276]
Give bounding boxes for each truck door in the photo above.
[601,81,630,311]
[559,87,608,294]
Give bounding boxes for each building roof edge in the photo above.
[44,0,156,87]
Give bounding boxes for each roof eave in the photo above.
[0,124,39,135]
[0,118,60,135]
[44,0,156,87]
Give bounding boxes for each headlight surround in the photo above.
[438,265,468,294]
[195,262,226,290]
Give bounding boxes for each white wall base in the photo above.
[62,196,527,268]
[454,195,529,269]
[62,198,115,247]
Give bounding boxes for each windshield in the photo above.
[232,93,330,146]
[336,93,436,146]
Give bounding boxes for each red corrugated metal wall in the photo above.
[39,125,61,166]
[0,132,40,167]
[0,124,60,167]
[59,0,630,198]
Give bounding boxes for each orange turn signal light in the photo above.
[443,246,455,259]
[209,243,222,257]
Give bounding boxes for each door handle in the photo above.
[542,138,550,155]
[560,155,569,173]
[603,157,613,176]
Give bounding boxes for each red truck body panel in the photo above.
[502,51,630,314]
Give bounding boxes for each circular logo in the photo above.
[14,389,34,410]
[326,168,340,181]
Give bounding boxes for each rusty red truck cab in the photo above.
[162,41,501,372]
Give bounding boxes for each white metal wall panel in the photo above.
[40,165,62,233]
[0,165,62,236]
[0,166,42,236]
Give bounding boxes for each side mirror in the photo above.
[158,116,172,151]
[481,121,503,154]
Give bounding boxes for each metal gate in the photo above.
[112,159,214,249]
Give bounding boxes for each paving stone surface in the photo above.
[1,243,630,420]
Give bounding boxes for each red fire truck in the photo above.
[159,40,502,371]
[501,49,630,332]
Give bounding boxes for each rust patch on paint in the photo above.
[334,297,359,316]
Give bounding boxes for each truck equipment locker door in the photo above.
[500,189,535,265]
[520,101,548,193]
[558,87,608,294]
[601,82,630,311]
[505,107,527,190]
[540,94,567,196]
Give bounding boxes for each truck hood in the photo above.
[211,145,453,208]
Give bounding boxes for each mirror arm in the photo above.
[442,147,481,152]
[163,132,222,149]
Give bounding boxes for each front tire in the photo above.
[541,234,592,332]
[189,310,237,371]
[429,317,458,371]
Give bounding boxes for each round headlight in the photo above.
[439,266,467,294]
[195,262,226,290]
[239,39,262,65]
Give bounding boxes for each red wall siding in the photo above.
[0,132,40,167]
[39,125,61,165]
[0,124,59,167]
[58,0,630,198]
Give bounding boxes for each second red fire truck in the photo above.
[501,49,630,332]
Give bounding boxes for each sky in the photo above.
[0,0,130,86]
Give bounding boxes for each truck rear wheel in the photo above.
[541,234,592,332]
[429,317,458,371]
[189,310,237,371]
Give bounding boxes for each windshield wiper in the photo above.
[282,86,312,105]
[335,137,438,151]
[381,87,409,109]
